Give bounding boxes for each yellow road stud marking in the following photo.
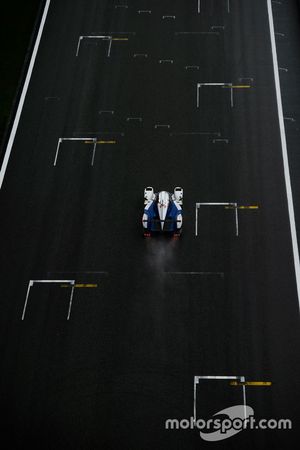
[60,284,98,288]
[84,140,116,144]
[230,381,272,386]
[223,85,252,89]
[225,205,259,210]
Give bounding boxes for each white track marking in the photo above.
[195,202,239,237]
[193,376,246,422]
[76,36,112,57]
[21,279,75,320]
[67,284,75,320]
[267,0,300,311]
[0,0,51,191]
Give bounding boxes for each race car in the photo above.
[142,187,183,237]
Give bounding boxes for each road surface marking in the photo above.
[267,0,300,311]
[0,0,51,190]
[197,83,235,108]
[213,138,229,143]
[194,376,246,423]
[22,279,75,321]
[225,205,259,210]
[222,85,251,89]
[230,381,272,386]
[76,36,113,57]
[61,284,98,288]
[84,140,117,144]
[133,53,148,58]
[54,137,97,166]
[195,202,239,237]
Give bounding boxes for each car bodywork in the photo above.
[142,187,183,236]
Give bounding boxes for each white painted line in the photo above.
[195,203,199,236]
[22,279,75,320]
[185,65,200,70]
[76,36,112,57]
[91,140,97,166]
[0,0,51,191]
[99,110,115,114]
[126,117,143,121]
[196,202,234,206]
[54,137,97,166]
[267,0,300,311]
[53,138,62,166]
[195,202,239,236]
[133,53,148,58]
[67,284,75,320]
[197,83,233,108]
[235,206,239,237]
[194,375,246,422]
[198,83,230,86]
[213,138,229,143]
[108,37,113,57]
[198,0,201,13]
[30,279,75,283]
[22,281,34,321]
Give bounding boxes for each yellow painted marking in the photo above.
[112,38,129,41]
[225,205,259,210]
[61,284,98,288]
[84,140,117,144]
[223,85,251,89]
[230,381,272,386]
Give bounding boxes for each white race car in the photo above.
[142,187,183,237]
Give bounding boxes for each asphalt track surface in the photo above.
[0,1,300,449]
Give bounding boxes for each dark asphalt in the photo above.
[0,1,300,449]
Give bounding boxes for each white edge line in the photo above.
[267,0,300,312]
[0,0,51,190]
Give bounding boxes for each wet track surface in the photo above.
[0,1,300,448]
